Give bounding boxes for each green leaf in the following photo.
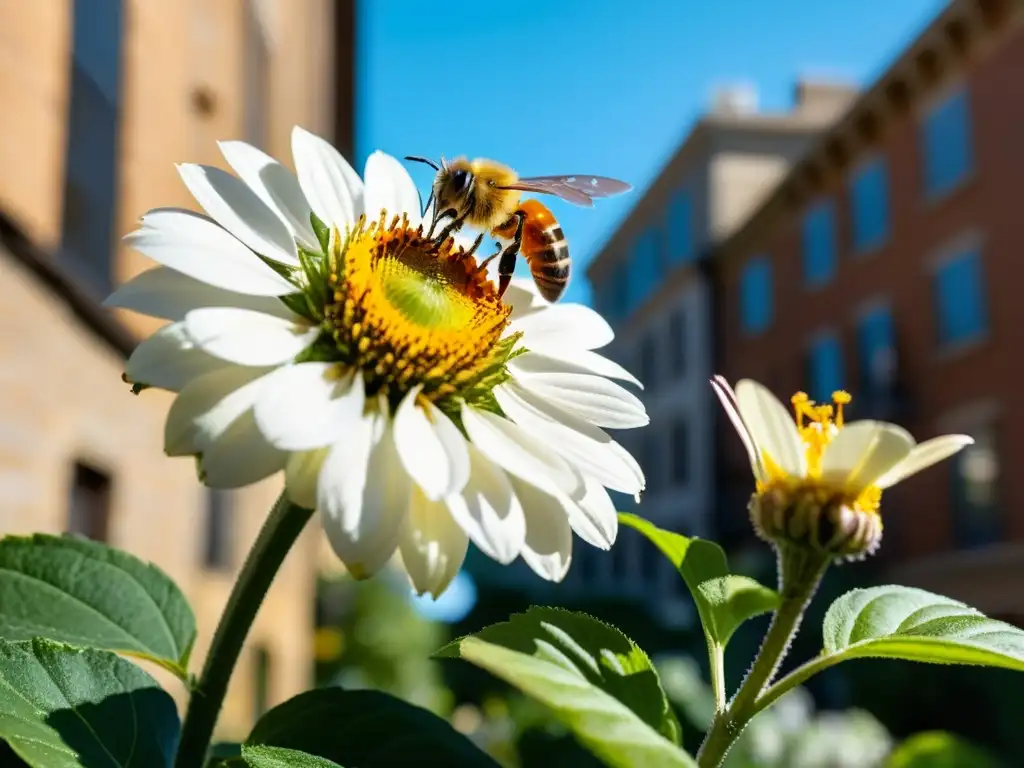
[696,576,780,646]
[246,688,498,767]
[0,638,180,767]
[438,607,694,768]
[310,212,330,254]
[0,534,196,680]
[885,731,1004,768]
[243,745,343,768]
[823,585,1024,670]
[619,514,777,646]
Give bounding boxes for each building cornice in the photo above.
[711,0,1021,269]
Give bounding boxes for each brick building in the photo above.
[581,80,854,619]
[711,0,1024,618]
[0,0,355,739]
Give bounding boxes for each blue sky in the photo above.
[358,0,946,305]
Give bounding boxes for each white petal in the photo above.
[607,440,647,493]
[126,322,225,393]
[461,404,582,497]
[184,307,319,366]
[399,488,469,598]
[254,365,365,451]
[509,303,614,353]
[363,151,422,226]
[711,376,764,482]
[820,421,915,494]
[511,370,648,429]
[125,209,296,295]
[508,349,642,389]
[510,477,573,582]
[444,444,525,565]
[164,365,272,456]
[503,278,549,321]
[318,409,409,579]
[494,381,644,496]
[218,140,317,248]
[284,448,329,509]
[105,266,295,322]
[393,387,470,501]
[291,126,362,229]
[875,434,974,489]
[735,379,807,478]
[200,410,286,488]
[176,164,299,265]
[568,475,619,550]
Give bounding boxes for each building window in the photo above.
[952,424,1001,549]
[67,462,112,541]
[203,490,234,570]
[808,333,845,402]
[243,0,270,150]
[740,256,773,335]
[667,309,686,377]
[252,645,272,719]
[670,419,690,487]
[802,201,837,287]
[856,305,895,396]
[850,158,889,252]
[667,189,693,264]
[933,246,987,347]
[922,88,973,198]
[638,335,658,390]
[61,0,123,295]
[629,228,661,309]
[640,429,662,495]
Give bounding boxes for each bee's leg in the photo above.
[432,209,470,246]
[497,211,527,298]
[421,190,434,220]
[474,241,504,274]
[432,191,476,245]
[464,232,485,259]
[427,207,457,239]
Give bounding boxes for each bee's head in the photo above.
[404,155,475,232]
[433,157,474,217]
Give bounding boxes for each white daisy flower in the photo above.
[711,376,972,557]
[108,126,647,597]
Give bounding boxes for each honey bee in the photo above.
[405,156,631,302]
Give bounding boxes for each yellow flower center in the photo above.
[759,390,881,514]
[323,213,513,406]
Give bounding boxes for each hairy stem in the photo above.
[756,652,845,714]
[696,545,829,767]
[709,642,726,713]
[174,494,313,767]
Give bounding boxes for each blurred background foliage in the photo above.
[310,563,1013,767]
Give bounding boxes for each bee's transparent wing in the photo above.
[496,175,633,208]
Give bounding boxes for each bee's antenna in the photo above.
[405,155,440,171]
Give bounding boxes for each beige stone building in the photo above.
[0,0,355,740]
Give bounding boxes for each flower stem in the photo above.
[709,642,726,713]
[695,545,829,767]
[174,494,313,768]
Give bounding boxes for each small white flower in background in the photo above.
[108,126,647,597]
[711,375,972,557]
